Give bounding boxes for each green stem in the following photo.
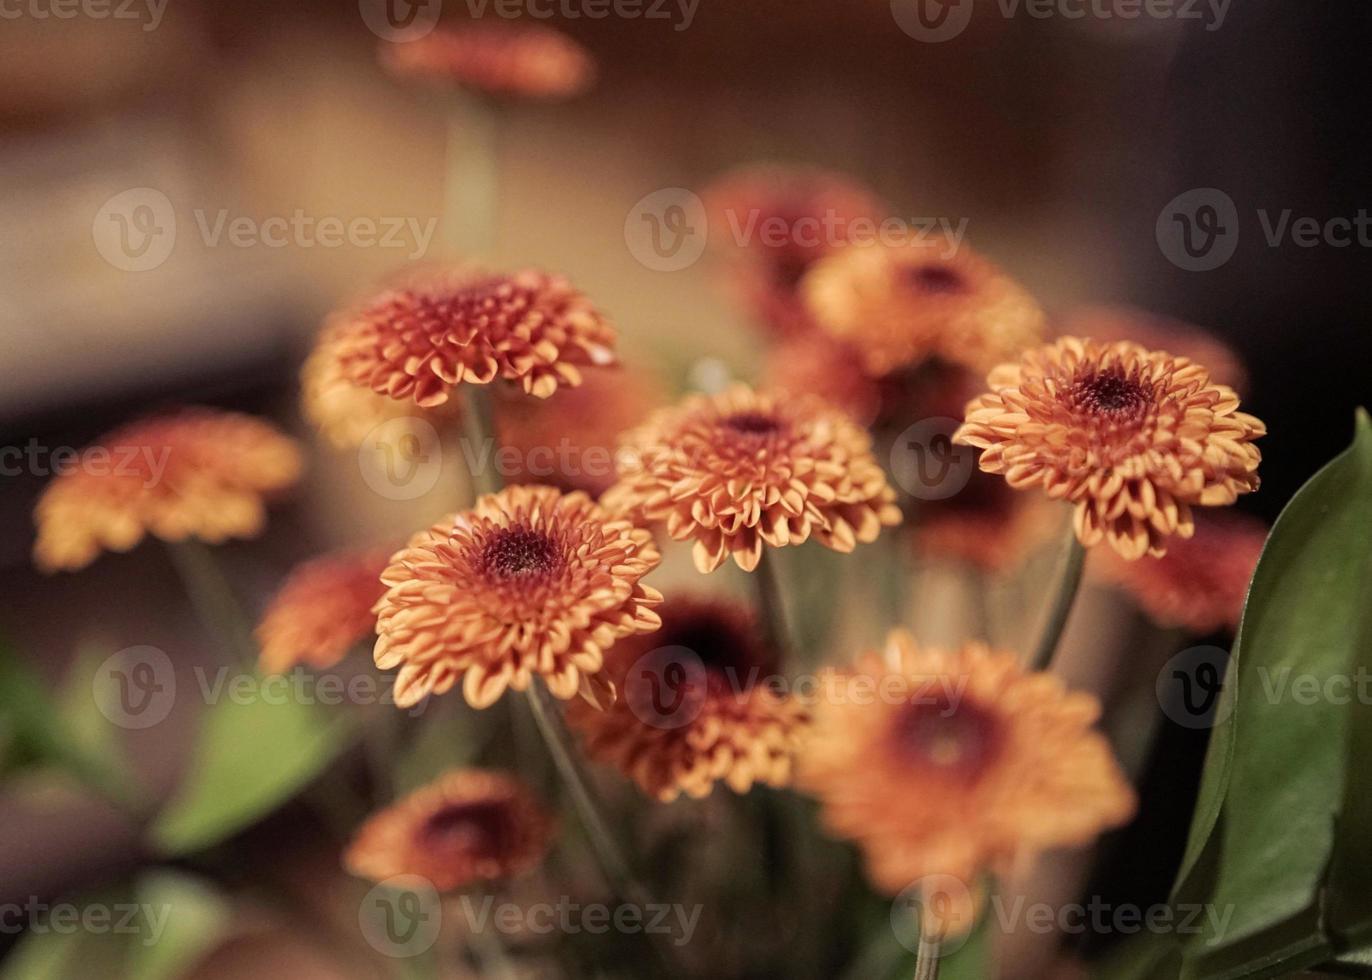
[445,93,499,257]
[914,933,942,980]
[165,539,255,667]
[462,384,502,498]
[753,551,790,658]
[1028,531,1086,672]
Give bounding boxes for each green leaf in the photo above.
[1171,409,1372,977]
[148,681,356,855]
[124,871,231,980]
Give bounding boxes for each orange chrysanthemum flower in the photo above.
[702,165,883,338]
[766,332,883,427]
[374,485,662,709]
[345,769,553,891]
[494,366,661,496]
[1062,305,1248,393]
[1095,510,1266,633]
[380,24,595,100]
[302,319,461,449]
[802,239,1046,376]
[797,632,1134,912]
[567,595,808,801]
[954,337,1266,561]
[33,409,303,573]
[257,548,392,674]
[324,267,617,410]
[604,385,902,573]
[915,472,1058,573]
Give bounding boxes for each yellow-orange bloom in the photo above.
[802,239,1046,376]
[379,24,595,100]
[567,595,808,801]
[345,769,553,891]
[701,165,883,338]
[374,485,662,709]
[1061,305,1248,393]
[324,267,617,410]
[302,319,461,449]
[257,548,392,674]
[605,385,902,573]
[954,337,1265,561]
[1095,510,1266,634]
[33,409,302,572]
[494,366,661,496]
[797,632,1134,912]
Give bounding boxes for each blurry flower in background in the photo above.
[803,238,1046,377]
[374,485,662,709]
[798,632,1135,919]
[701,165,884,339]
[1062,304,1249,393]
[345,769,553,891]
[765,332,883,427]
[955,337,1265,561]
[1094,510,1267,634]
[568,595,808,802]
[605,384,902,573]
[257,548,392,674]
[494,365,662,496]
[915,472,1058,574]
[33,409,303,572]
[379,23,595,101]
[322,267,617,408]
[301,318,461,449]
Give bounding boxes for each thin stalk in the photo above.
[445,92,499,257]
[462,384,502,497]
[1028,531,1087,672]
[165,539,255,666]
[753,550,790,658]
[914,933,942,980]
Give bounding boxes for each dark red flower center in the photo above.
[480,526,560,579]
[722,411,782,436]
[890,695,1002,782]
[903,263,968,295]
[1071,369,1153,420]
[668,610,776,684]
[418,800,510,859]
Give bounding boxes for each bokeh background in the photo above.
[2,0,1368,976]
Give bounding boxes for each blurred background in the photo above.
[2,0,1369,976]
